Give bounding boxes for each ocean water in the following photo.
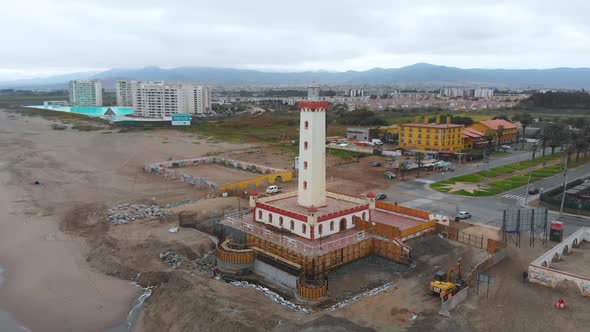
[0,266,31,332]
[26,105,134,120]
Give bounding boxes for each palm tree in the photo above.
[414,152,425,178]
[513,113,533,148]
[398,162,408,181]
[531,143,538,160]
[484,129,495,153]
[495,125,505,150]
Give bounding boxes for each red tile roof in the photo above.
[477,119,517,130]
[401,123,463,129]
[462,127,486,139]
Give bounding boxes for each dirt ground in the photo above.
[3,108,590,332]
[543,241,590,277]
[173,163,261,185]
[452,243,590,332]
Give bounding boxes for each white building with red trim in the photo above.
[246,83,374,240]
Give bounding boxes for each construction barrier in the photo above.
[375,201,430,220]
[400,220,437,238]
[487,239,507,254]
[435,223,460,241]
[216,241,255,264]
[372,238,411,264]
[245,234,409,278]
[354,217,401,239]
[297,278,328,301]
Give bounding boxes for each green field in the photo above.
[430,153,571,196]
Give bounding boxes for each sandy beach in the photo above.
[0,109,250,331]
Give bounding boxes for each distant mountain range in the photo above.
[2,63,590,89]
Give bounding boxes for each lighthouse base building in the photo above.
[218,85,438,301]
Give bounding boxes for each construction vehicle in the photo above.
[430,258,463,298]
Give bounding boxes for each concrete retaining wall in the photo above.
[253,260,298,292]
[217,260,254,274]
[439,287,469,317]
[468,248,508,284]
[528,227,590,296]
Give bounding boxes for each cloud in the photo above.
[1,0,590,79]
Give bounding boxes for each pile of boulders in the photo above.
[195,250,217,273]
[107,203,172,224]
[159,250,189,269]
[163,199,193,208]
[159,250,217,275]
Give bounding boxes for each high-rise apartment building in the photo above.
[68,80,103,106]
[193,85,211,114]
[116,80,134,106]
[130,81,212,118]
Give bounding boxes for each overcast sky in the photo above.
[2,0,590,80]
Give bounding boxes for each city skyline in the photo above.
[2,0,590,80]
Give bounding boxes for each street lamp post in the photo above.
[524,168,532,205]
[559,152,569,217]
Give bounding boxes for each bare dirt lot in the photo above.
[542,241,590,277]
[172,163,261,185]
[3,108,590,332]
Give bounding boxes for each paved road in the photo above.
[383,156,589,234]
[425,147,557,182]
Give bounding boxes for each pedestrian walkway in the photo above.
[502,193,525,201]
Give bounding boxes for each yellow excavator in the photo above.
[430,257,463,298]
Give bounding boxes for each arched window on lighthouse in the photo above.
[268,214,273,223]
[304,141,308,150]
[258,210,262,219]
[318,224,323,235]
[330,221,334,231]
[303,161,308,169]
[303,181,307,190]
[290,220,294,230]
[304,121,309,130]
[302,224,307,234]
[279,216,283,227]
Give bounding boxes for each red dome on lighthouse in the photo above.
[308,205,319,213]
[366,192,376,198]
[250,190,259,197]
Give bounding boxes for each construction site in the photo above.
[3,85,590,332]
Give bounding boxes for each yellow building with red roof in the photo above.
[468,119,518,144]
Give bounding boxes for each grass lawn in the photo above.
[489,180,526,191]
[448,174,485,183]
[490,151,510,157]
[475,170,500,178]
[490,166,515,174]
[505,163,528,170]
[430,152,582,197]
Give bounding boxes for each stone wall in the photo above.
[528,227,590,296]
[439,287,469,317]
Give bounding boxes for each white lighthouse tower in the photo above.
[297,82,328,207]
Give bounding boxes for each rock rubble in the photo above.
[159,250,217,275]
[107,203,172,224]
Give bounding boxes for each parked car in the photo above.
[528,187,540,195]
[500,145,511,150]
[384,171,396,179]
[370,161,382,167]
[371,139,384,146]
[266,185,282,194]
[376,193,387,200]
[457,211,471,219]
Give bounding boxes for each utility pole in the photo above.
[559,152,569,217]
[524,168,532,205]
